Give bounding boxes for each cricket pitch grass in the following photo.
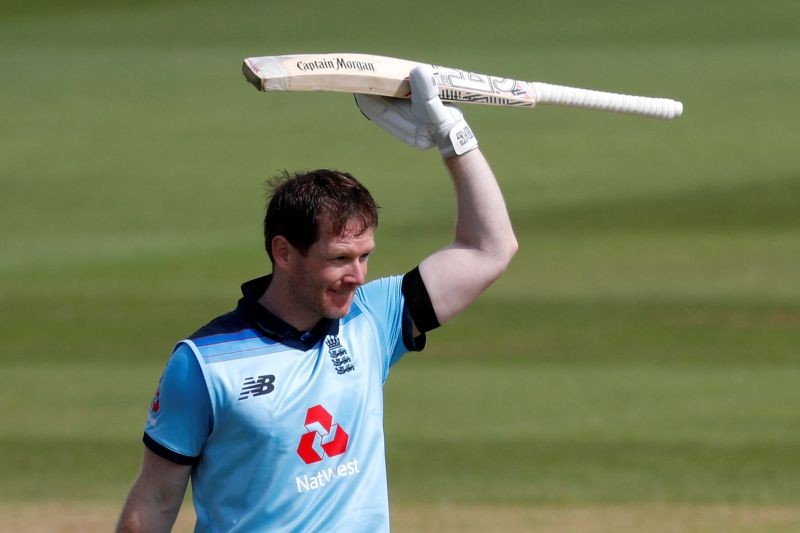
[2,0,799,531]
[3,503,800,532]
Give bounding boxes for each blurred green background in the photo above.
[2,0,799,527]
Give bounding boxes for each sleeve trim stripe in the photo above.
[143,433,199,465]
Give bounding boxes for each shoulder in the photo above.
[355,275,404,306]
[186,309,275,355]
[188,308,252,342]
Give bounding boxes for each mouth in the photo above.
[329,285,357,302]
[328,287,354,299]
[325,287,355,318]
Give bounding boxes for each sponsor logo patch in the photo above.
[295,404,359,492]
[296,404,349,464]
[239,374,276,400]
[295,459,360,493]
[150,384,161,413]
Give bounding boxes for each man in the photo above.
[116,65,517,532]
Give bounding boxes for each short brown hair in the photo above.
[264,169,379,263]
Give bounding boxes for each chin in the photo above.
[322,290,356,320]
[322,297,354,320]
[324,304,352,320]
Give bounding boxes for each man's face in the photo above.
[287,220,375,323]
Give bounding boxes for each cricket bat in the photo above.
[242,53,683,120]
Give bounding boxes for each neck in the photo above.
[258,275,320,332]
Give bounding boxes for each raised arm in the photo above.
[419,149,517,326]
[355,65,517,330]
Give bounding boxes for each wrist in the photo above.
[438,119,479,159]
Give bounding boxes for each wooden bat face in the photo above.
[243,53,534,106]
[243,53,420,98]
[243,53,683,119]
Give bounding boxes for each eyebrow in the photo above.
[325,240,375,255]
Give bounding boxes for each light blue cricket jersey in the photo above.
[144,275,423,532]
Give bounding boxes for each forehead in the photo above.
[318,214,374,238]
[316,221,375,252]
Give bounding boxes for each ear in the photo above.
[271,236,293,270]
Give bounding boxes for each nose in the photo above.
[345,259,367,286]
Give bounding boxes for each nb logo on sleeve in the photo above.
[239,374,276,400]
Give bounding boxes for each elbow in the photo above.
[498,232,519,270]
[486,233,518,281]
[507,233,519,262]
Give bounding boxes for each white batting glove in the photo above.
[354,65,478,158]
[354,92,436,151]
[409,65,478,158]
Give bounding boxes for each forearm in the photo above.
[116,483,183,533]
[116,449,191,533]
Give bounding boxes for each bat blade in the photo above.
[242,53,682,120]
[243,53,418,98]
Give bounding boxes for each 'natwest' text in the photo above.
[296,458,360,493]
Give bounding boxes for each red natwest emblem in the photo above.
[296,404,349,464]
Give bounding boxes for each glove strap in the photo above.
[439,120,479,158]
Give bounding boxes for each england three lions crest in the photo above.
[325,336,355,375]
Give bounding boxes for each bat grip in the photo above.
[530,82,683,120]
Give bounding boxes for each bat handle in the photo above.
[530,82,683,120]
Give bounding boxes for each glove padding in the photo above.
[355,65,478,158]
[354,90,436,151]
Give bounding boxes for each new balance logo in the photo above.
[239,374,276,400]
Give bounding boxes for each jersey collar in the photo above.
[236,275,339,350]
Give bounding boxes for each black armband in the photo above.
[401,267,441,333]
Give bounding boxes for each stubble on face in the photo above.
[287,221,375,326]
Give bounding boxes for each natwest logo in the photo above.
[296,404,349,464]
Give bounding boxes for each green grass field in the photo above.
[2,0,800,530]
